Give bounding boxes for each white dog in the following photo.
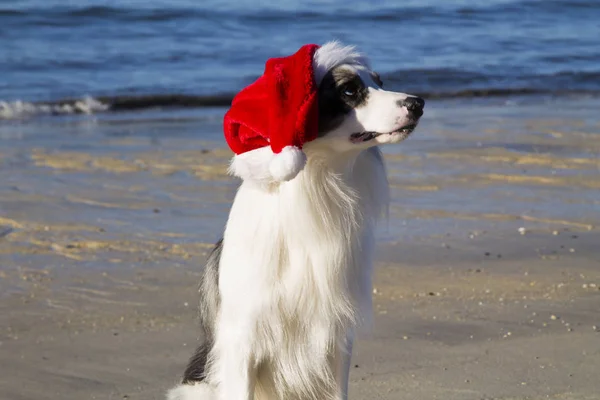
[168,41,424,400]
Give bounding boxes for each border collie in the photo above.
[168,41,424,400]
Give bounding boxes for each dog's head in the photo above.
[310,42,424,153]
[227,42,425,184]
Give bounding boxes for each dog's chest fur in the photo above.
[215,148,387,398]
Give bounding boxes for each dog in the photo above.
[168,41,424,400]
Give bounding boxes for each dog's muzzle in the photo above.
[397,97,425,119]
[349,123,418,143]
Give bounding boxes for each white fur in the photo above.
[169,41,419,400]
[167,383,216,400]
[313,41,370,86]
[210,143,388,400]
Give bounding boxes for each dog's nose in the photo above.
[397,97,425,118]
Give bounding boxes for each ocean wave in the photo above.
[2,0,595,26]
[382,69,600,95]
[0,5,199,21]
[2,88,599,120]
[0,94,233,120]
[422,88,597,99]
[0,97,109,119]
[3,66,600,120]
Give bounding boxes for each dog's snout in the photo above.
[397,97,425,118]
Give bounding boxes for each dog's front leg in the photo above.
[212,316,257,400]
[332,331,354,400]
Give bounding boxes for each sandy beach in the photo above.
[3,0,600,398]
[1,97,599,399]
[1,234,599,400]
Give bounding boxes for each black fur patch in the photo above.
[198,238,222,341]
[181,238,223,384]
[182,341,211,384]
[318,66,369,136]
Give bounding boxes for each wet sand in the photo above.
[1,97,599,399]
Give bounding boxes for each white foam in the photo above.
[0,96,109,119]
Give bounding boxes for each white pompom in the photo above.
[268,146,307,182]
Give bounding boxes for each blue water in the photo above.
[1,0,599,252]
[1,0,600,111]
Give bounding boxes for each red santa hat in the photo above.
[223,44,320,182]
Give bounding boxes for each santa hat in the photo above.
[224,44,319,182]
[224,42,370,184]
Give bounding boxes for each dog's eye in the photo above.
[341,84,358,97]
